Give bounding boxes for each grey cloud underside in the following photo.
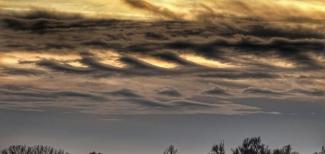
[242,87,325,97]
[0,85,261,115]
[0,85,106,102]
[0,80,323,115]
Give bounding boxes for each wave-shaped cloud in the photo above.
[0,8,324,115]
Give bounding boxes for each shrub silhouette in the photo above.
[164,145,177,154]
[210,141,225,154]
[89,152,102,154]
[232,137,271,154]
[1,145,69,154]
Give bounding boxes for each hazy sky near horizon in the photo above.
[0,0,325,153]
[1,110,325,154]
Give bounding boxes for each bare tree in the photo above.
[164,145,177,154]
[232,137,271,154]
[210,141,225,154]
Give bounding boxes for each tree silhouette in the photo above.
[89,152,102,154]
[164,145,177,154]
[232,137,271,154]
[210,141,225,154]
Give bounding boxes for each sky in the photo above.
[0,0,325,154]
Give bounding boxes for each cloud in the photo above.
[169,100,214,108]
[199,71,279,79]
[105,89,142,98]
[0,10,324,71]
[202,86,231,96]
[156,88,182,97]
[191,0,325,24]
[0,83,264,115]
[242,87,288,96]
[165,36,325,57]
[37,59,94,73]
[0,67,45,76]
[242,87,325,97]
[80,56,124,72]
[0,9,324,116]
[288,88,325,97]
[0,85,106,102]
[122,0,183,20]
[145,31,169,40]
[150,51,194,66]
[119,56,164,70]
[125,98,170,108]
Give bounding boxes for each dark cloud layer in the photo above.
[0,9,324,78]
[1,10,324,55]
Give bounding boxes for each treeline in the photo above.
[1,137,324,154]
[163,137,324,154]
